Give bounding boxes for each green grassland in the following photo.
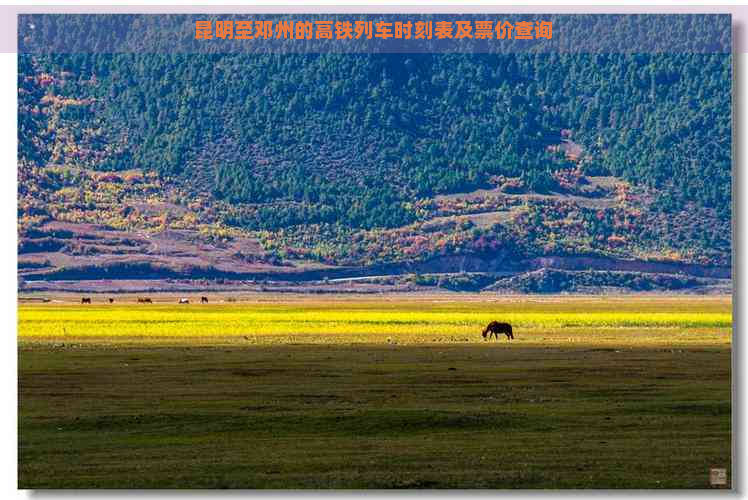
[18,295,732,488]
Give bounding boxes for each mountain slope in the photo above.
[17,50,732,293]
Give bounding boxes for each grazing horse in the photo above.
[178,298,190,304]
[81,297,91,304]
[108,298,114,304]
[201,296,208,304]
[137,297,152,304]
[482,321,514,341]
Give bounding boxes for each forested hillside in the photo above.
[17,33,733,292]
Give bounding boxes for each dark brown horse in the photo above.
[81,297,91,304]
[482,321,514,341]
[201,296,209,304]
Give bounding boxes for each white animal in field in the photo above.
[178,298,190,304]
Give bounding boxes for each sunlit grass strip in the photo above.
[18,306,732,338]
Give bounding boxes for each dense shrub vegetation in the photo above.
[20,51,731,222]
[17,18,732,284]
[489,268,704,293]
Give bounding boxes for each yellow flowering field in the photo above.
[17,296,732,346]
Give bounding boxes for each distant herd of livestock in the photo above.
[77,297,516,341]
[81,296,210,305]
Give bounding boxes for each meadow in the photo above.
[18,295,732,488]
[18,295,731,345]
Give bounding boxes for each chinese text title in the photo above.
[194,20,553,40]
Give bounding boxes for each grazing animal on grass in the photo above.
[137,297,152,304]
[201,296,209,304]
[482,321,514,341]
[81,297,91,304]
[108,298,114,304]
[179,298,190,304]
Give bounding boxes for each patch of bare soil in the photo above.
[19,221,327,282]
[435,175,620,210]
